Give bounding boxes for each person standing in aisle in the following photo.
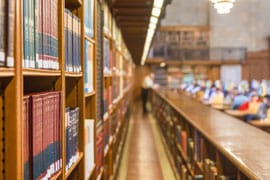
[141,72,154,114]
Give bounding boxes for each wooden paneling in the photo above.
[242,50,270,81]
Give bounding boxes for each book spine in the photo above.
[31,94,43,179]
[68,11,72,72]
[37,0,42,68]
[0,0,6,66]
[89,43,93,92]
[72,14,75,72]
[72,15,77,72]
[23,96,30,180]
[6,0,15,67]
[84,40,89,92]
[64,9,68,71]
[28,0,33,68]
[65,107,69,171]
[76,17,79,72]
[54,0,59,70]
[77,18,82,72]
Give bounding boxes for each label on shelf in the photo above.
[0,52,4,61]
[6,57,14,67]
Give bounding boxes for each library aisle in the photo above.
[118,102,175,180]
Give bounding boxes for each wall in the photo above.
[242,51,270,81]
[161,0,270,51]
[161,0,208,26]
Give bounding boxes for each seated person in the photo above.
[244,94,262,121]
[209,88,224,105]
[257,95,270,120]
[202,84,216,103]
[231,87,249,110]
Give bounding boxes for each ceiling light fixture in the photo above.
[141,0,165,65]
[210,0,236,14]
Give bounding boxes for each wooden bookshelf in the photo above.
[1,0,134,179]
[152,88,270,179]
[86,164,96,180]
[65,152,84,178]
[85,35,96,44]
[65,71,83,77]
[65,0,82,9]
[23,68,61,76]
[0,68,15,77]
[51,171,62,180]
[85,90,96,97]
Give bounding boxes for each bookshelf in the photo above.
[152,88,270,179]
[0,0,134,179]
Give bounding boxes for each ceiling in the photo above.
[107,0,171,65]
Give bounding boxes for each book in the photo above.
[84,0,94,38]
[84,40,94,93]
[103,37,110,74]
[23,96,30,180]
[6,0,15,67]
[85,119,95,179]
[0,0,6,66]
[65,107,80,171]
[96,132,104,175]
[23,0,59,69]
[23,91,62,180]
[65,9,81,73]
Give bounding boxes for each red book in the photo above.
[23,96,30,180]
[31,93,43,180]
[181,131,187,155]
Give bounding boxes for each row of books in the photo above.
[84,0,94,38]
[96,132,104,176]
[84,119,95,179]
[23,91,62,180]
[112,76,120,101]
[0,0,14,67]
[84,40,94,93]
[102,85,113,116]
[65,107,80,171]
[64,9,81,73]
[152,92,236,179]
[23,0,59,69]
[103,37,111,74]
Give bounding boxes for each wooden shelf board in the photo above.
[176,144,193,175]
[85,35,96,44]
[104,144,110,157]
[85,91,96,98]
[23,68,61,76]
[103,113,109,122]
[65,152,84,178]
[86,164,96,180]
[0,68,15,77]
[65,0,82,9]
[97,124,103,134]
[104,73,112,78]
[194,159,203,172]
[50,170,62,180]
[104,32,112,40]
[96,167,104,180]
[65,71,83,77]
[109,135,113,146]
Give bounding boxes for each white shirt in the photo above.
[142,76,154,88]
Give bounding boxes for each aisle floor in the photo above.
[118,102,175,180]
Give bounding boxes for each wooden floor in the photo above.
[118,102,175,180]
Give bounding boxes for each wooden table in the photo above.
[211,104,231,111]
[225,110,249,119]
[156,89,270,179]
[249,119,270,129]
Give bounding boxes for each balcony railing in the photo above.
[148,46,247,61]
